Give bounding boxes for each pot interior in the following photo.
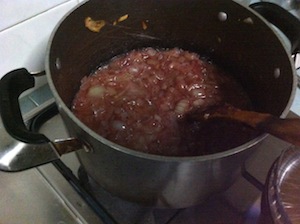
[45,0,296,207]
[47,0,294,118]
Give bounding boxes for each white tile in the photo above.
[0,0,80,88]
[296,53,300,69]
[0,0,71,31]
[291,87,300,115]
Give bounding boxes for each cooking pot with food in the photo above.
[0,0,299,208]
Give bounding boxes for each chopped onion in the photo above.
[106,87,117,96]
[128,66,139,74]
[88,86,106,98]
[72,47,251,156]
[146,48,157,56]
[193,99,205,106]
[174,99,189,115]
[191,89,205,97]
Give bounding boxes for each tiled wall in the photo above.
[1,0,300,115]
[0,0,84,87]
[0,0,258,85]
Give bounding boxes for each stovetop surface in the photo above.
[0,106,294,224]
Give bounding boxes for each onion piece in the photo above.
[88,86,106,98]
[174,99,189,115]
[193,99,205,106]
[106,87,117,96]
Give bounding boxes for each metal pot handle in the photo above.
[249,2,300,54]
[0,69,50,144]
[0,69,85,172]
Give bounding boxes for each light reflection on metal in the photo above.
[0,116,86,171]
[0,118,59,171]
[0,142,25,167]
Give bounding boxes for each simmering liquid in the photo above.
[72,48,259,156]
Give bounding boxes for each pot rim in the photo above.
[45,0,297,162]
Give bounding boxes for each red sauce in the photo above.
[72,48,259,156]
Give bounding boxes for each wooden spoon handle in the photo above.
[194,104,300,147]
[227,109,300,147]
[256,117,300,147]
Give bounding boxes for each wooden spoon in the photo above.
[190,104,300,147]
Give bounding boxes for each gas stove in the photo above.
[0,101,296,224]
[0,1,300,223]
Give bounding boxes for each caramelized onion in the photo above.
[72,48,252,156]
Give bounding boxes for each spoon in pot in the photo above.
[188,104,300,147]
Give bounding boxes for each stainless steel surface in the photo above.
[38,112,293,223]
[45,0,297,208]
[0,168,80,224]
[0,106,59,172]
[0,104,103,224]
[0,95,104,223]
[0,101,89,171]
[0,95,289,224]
[0,158,103,224]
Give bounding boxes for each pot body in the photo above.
[46,0,296,208]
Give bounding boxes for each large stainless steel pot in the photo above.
[0,1,299,208]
